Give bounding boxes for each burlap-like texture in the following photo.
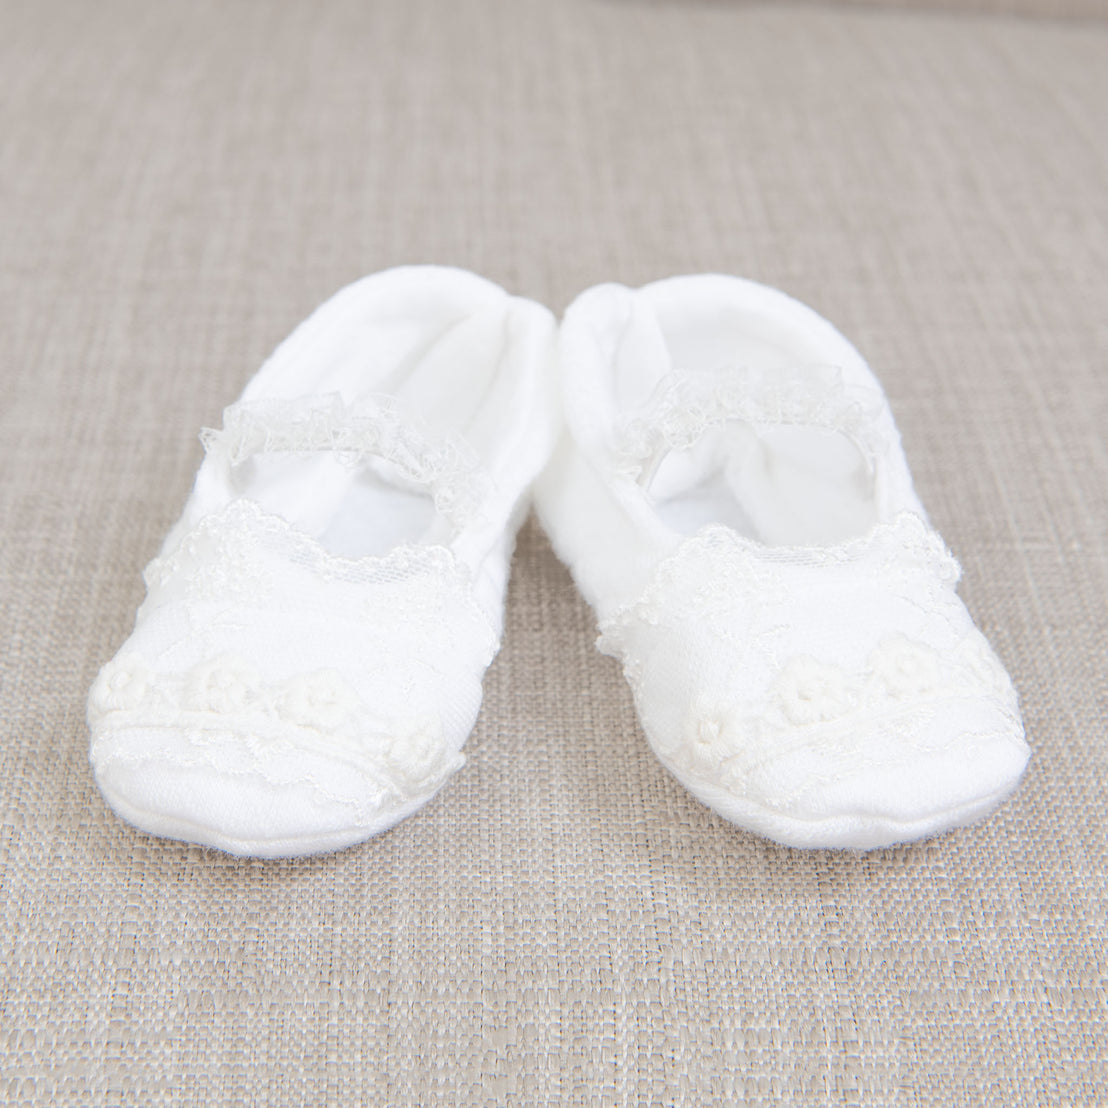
[2,1,1105,1104]
[801,0,1106,19]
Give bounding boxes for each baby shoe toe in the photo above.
[746,694,1029,849]
[665,689,1029,851]
[88,649,473,857]
[91,711,463,859]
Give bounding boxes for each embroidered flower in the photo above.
[682,715,727,776]
[186,654,258,713]
[776,657,858,726]
[278,669,358,730]
[872,636,942,698]
[90,657,149,714]
[384,719,450,792]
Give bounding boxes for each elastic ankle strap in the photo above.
[200,393,489,527]
[612,365,891,487]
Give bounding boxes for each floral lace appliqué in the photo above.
[774,657,862,726]
[660,634,1018,791]
[88,653,459,805]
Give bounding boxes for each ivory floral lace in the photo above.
[202,393,489,528]
[598,513,1022,811]
[612,365,891,484]
[90,422,499,817]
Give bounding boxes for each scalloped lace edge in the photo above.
[201,393,490,528]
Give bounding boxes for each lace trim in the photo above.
[146,498,462,589]
[685,510,959,575]
[599,512,961,644]
[594,508,1020,805]
[88,652,462,803]
[612,365,891,483]
[662,633,1020,796]
[142,499,497,656]
[200,394,488,527]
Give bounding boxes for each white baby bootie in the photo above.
[536,274,1029,850]
[90,266,557,857]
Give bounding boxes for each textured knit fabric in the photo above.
[1,0,1106,1104]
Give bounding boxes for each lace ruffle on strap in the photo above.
[613,365,892,483]
[201,394,488,527]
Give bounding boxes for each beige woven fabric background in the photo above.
[2,0,1106,1104]
[813,0,1107,18]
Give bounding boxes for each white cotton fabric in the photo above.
[535,274,1030,849]
[89,266,558,857]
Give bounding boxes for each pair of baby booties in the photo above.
[88,266,1030,858]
